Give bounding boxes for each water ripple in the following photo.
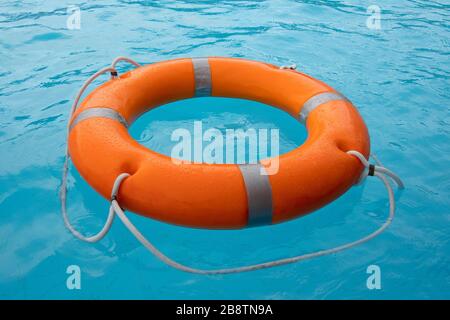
[0,0,449,299]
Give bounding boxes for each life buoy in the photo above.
[68,57,370,229]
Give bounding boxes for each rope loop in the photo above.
[60,57,140,243]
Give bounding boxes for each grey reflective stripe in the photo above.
[299,92,348,123]
[69,107,128,131]
[238,164,273,227]
[192,58,211,97]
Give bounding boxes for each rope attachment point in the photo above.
[280,64,297,70]
[347,150,404,189]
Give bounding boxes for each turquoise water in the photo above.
[0,0,449,299]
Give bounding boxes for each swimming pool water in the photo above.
[0,0,449,299]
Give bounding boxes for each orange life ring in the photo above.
[68,57,370,229]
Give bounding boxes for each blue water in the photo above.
[0,0,449,299]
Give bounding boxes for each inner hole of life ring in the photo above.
[128,97,307,164]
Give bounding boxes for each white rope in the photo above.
[63,151,404,274]
[347,151,404,188]
[106,151,403,274]
[60,57,140,242]
[61,57,404,274]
